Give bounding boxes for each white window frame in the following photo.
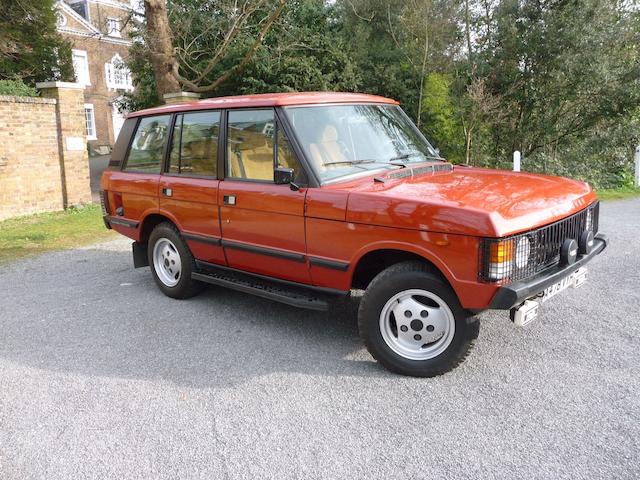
[72,49,91,86]
[84,104,97,140]
[105,54,133,91]
[107,17,121,37]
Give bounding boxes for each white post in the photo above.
[513,150,521,172]
[635,145,640,187]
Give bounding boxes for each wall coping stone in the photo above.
[163,92,201,104]
[36,81,84,90]
[0,95,57,105]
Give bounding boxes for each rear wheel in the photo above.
[358,261,479,377]
[148,222,205,299]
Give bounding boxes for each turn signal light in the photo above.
[488,240,514,280]
[489,241,513,263]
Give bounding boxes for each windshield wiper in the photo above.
[322,159,378,166]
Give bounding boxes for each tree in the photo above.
[0,0,73,84]
[143,0,180,97]
[477,0,640,161]
[142,0,286,98]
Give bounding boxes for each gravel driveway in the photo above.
[1,199,638,480]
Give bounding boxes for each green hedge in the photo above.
[0,79,38,97]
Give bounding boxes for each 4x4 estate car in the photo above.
[101,92,607,377]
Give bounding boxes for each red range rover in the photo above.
[101,92,607,377]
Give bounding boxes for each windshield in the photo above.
[283,104,443,182]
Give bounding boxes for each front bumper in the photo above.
[490,233,608,309]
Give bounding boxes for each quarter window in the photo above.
[227,109,275,181]
[124,115,170,173]
[276,124,300,172]
[169,111,220,177]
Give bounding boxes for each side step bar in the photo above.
[192,266,336,311]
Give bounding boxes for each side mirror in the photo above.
[274,167,295,185]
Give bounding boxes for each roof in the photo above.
[128,92,399,118]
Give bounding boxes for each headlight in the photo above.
[515,236,531,269]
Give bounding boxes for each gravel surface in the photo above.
[1,199,638,480]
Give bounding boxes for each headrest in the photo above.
[321,125,338,143]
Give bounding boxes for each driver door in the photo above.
[219,108,310,284]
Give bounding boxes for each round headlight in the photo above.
[515,236,531,269]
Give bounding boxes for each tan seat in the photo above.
[309,125,348,172]
[228,130,274,181]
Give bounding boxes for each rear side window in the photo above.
[169,111,220,177]
[124,115,170,173]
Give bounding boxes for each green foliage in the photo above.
[0,0,74,84]
[0,79,38,97]
[236,1,360,94]
[420,73,464,162]
[118,39,160,112]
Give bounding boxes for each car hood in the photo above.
[344,165,597,237]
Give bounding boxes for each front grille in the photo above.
[478,201,599,283]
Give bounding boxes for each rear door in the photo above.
[159,111,225,265]
[106,114,170,238]
[218,108,310,283]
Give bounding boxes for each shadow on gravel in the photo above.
[0,248,391,388]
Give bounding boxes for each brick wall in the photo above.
[0,83,92,221]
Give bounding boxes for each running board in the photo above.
[192,269,330,311]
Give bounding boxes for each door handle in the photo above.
[223,195,236,205]
[162,187,172,197]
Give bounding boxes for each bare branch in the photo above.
[175,0,286,93]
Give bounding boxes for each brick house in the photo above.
[55,0,134,151]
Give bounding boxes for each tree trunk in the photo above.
[144,0,180,100]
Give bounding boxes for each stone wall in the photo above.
[0,83,92,221]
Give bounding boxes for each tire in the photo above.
[358,261,479,377]
[147,222,205,299]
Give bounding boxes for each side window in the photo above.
[124,115,170,173]
[169,111,219,177]
[227,109,275,181]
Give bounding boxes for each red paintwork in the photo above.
[101,93,598,310]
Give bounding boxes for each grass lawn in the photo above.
[0,204,116,264]
[596,186,640,201]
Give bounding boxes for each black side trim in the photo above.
[102,215,112,229]
[309,256,350,272]
[490,233,608,309]
[193,272,329,311]
[182,233,222,246]
[221,240,305,263]
[195,260,348,297]
[107,216,139,228]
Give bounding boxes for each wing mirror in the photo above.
[274,167,300,191]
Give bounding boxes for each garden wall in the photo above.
[0,82,91,221]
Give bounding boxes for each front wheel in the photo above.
[358,261,479,377]
[147,222,205,299]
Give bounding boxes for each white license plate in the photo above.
[541,267,588,303]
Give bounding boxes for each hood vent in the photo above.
[387,162,453,180]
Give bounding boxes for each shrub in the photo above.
[0,79,38,97]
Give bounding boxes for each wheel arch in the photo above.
[350,244,456,292]
[139,211,181,245]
